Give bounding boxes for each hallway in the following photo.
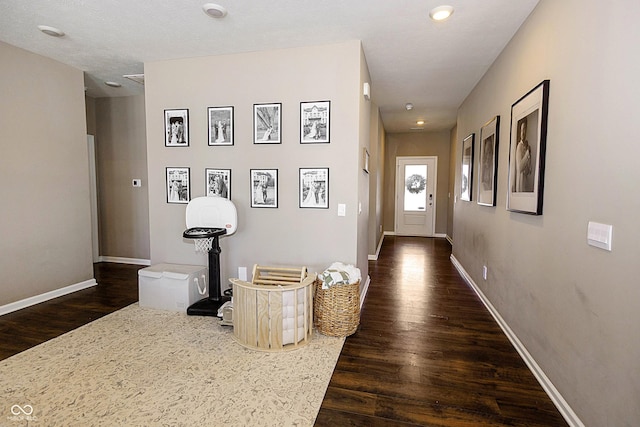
[314,236,568,426]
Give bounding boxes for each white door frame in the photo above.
[395,156,437,236]
[87,135,100,263]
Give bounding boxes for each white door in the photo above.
[395,156,437,236]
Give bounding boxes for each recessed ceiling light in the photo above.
[37,25,65,37]
[104,81,122,88]
[416,120,425,125]
[429,5,454,21]
[202,3,228,18]
[405,103,414,111]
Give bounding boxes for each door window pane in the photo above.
[404,165,427,211]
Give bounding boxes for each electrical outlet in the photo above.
[482,265,488,281]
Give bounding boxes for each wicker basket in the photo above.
[313,279,360,337]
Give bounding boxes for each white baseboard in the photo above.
[0,279,98,316]
[99,256,151,266]
[368,233,386,260]
[445,234,453,245]
[450,255,585,427]
[359,275,370,309]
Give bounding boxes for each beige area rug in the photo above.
[1,304,344,426]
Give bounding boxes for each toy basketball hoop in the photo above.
[194,237,213,253]
[183,197,238,317]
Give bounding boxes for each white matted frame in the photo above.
[164,109,189,147]
[507,80,550,215]
[253,103,281,144]
[166,167,190,204]
[460,133,475,202]
[300,101,330,143]
[299,168,329,209]
[478,116,500,207]
[208,106,233,146]
[250,169,278,208]
[205,168,231,199]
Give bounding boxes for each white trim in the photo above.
[434,233,447,238]
[384,230,396,236]
[445,234,453,245]
[450,255,585,427]
[368,233,386,260]
[99,256,151,266]
[359,275,370,309]
[0,279,97,316]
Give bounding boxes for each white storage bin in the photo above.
[138,263,208,312]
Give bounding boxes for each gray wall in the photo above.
[383,131,451,234]
[454,0,640,425]
[144,41,370,287]
[94,95,150,260]
[0,41,93,306]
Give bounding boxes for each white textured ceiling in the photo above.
[0,0,539,133]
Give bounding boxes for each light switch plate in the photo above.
[338,204,346,217]
[587,221,612,251]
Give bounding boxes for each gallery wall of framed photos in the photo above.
[161,100,333,210]
[144,40,368,275]
[459,79,549,216]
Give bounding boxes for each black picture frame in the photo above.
[208,106,234,146]
[253,103,281,144]
[300,101,330,143]
[250,169,278,208]
[477,116,500,207]
[507,80,550,215]
[205,168,231,200]
[460,133,475,202]
[299,168,329,209]
[164,109,189,147]
[166,167,190,204]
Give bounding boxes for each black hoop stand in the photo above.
[183,227,230,316]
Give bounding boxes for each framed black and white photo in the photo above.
[250,169,278,208]
[478,116,500,207]
[460,133,475,202]
[507,80,550,215]
[253,103,281,144]
[300,101,330,143]
[164,109,189,147]
[208,106,233,146]
[299,168,329,209]
[205,168,231,199]
[166,167,190,204]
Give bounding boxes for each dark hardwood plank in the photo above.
[315,236,568,427]
[0,262,140,360]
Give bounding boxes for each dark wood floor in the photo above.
[314,236,568,427]
[0,263,140,360]
[0,237,568,426]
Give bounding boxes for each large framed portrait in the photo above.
[300,101,330,143]
[208,106,233,146]
[166,167,190,204]
[477,116,500,207]
[299,168,329,209]
[205,168,231,199]
[250,169,278,208]
[507,80,550,215]
[164,109,189,147]
[253,103,281,144]
[460,133,475,202]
